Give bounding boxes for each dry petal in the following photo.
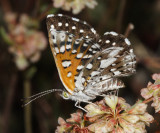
[53,0,97,14]
[122,114,139,124]
[152,73,160,81]
[104,95,118,111]
[134,122,146,133]
[141,88,153,99]
[119,118,135,133]
[67,110,83,123]
[85,103,105,117]
[15,55,29,70]
[139,113,154,126]
[128,102,147,115]
[152,96,160,112]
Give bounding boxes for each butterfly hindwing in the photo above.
[77,32,136,93]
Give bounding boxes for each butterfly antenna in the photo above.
[22,89,62,107]
[22,89,61,100]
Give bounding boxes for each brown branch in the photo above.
[24,79,32,133]
[97,0,118,33]
[38,5,53,21]
[0,0,11,12]
[116,0,126,33]
[2,73,17,133]
[35,106,49,133]
[124,23,134,37]
[142,97,153,104]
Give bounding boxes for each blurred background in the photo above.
[0,0,160,133]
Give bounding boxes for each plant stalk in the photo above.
[24,79,32,133]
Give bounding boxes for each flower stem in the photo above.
[2,74,17,133]
[116,0,126,33]
[24,79,32,133]
[142,97,153,104]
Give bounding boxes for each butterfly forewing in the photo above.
[46,14,100,94]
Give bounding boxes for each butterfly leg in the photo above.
[75,101,88,112]
[83,101,98,107]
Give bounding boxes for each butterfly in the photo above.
[46,14,136,110]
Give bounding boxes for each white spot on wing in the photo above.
[89,48,92,51]
[65,23,69,27]
[104,32,109,35]
[67,72,72,77]
[47,14,54,18]
[95,43,100,48]
[91,45,96,49]
[104,31,118,36]
[86,63,93,69]
[60,45,65,53]
[80,29,84,33]
[100,58,117,68]
[99,39,102,42]
[51,25,54,29]
[91,71,100,77]
[106,40,110,43]
[86,36,89,38]
[84,21,87,24]
[72,50,77,54]
[108,48,123,57]
[130,49,133,53]
[88,55,92,58]
[112,63,116,66]
[66,44,71,49]
[58,14,63,16]
[81,78,85,83]
[125,38,131,45]
[83,55,89,58]
[114,71,121,75]
[110,68,116,71]
[62,61,71,68]
[76,53,83,58]
[83,43,88,47]
[112,42,116,46]
[110,31,118,36]
[55,47,59,53]
[91,28,96,34]
[72,17,79,22]
[77,65,84,70]
[58,22,62,27]
[97,57,101,60]
[75,40,80,45]
[72,26,76,29]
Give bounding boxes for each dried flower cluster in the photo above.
[4,12,47,70]
[141,73,160,112]
[56,110,91,133]
[53,0,97,14]
[56,96,153,133]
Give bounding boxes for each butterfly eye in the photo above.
[62,91,70,99]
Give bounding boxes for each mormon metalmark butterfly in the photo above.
[45,14,136,110]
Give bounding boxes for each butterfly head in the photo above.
[61,91,70,100]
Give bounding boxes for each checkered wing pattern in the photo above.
[81,32,136,96]
[46,14,136,100]
[46,14,100,94]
